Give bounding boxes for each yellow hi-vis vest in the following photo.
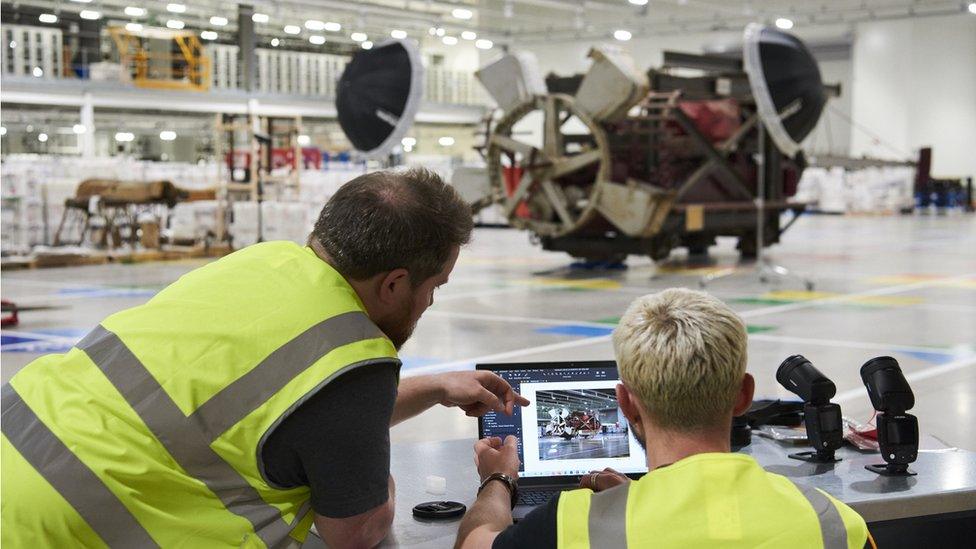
[1,241,399,548]
[556,453,868,549]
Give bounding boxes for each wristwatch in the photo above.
[478,472,518,509]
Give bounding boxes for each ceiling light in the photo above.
[475,39,493,50]
[452,8,473,20]
[390,29,407,39]
[8,41,15,48]
[428,27,437,36]
[629,0,649,5]
[350,32,368,42]
[73,124,87,134]
[284,25,301,35]
[201,30,218,40]
[436,27,446,37]
[968,2,976,14]
[403,145,413,152]
[0,127,6,136]
[125,23,143,32]
[167,3,186,13]
[297,135,311,146]
[159,130,177,141]
[438,136,455,147]
[442,36,458,45]
[32,66,44,77]
[271,38,280,47]
[461,31,477,40]
[115,132,135,142]
[70,0,93,3]
[401,137,417,147]
[38,13,58,24]
[324,22,341,32]
[309,35,325,45]
[361,40,373,49]
[252,13,269,24]
[38,133,49,143]
[79,10,101,20]
[775,17,794,29]
[305,19,325,31]
[613,29,632,41]
[166,20,185,30]
[210,16,228,26]
[124,6,146,17]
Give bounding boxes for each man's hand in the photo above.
[474,435,521,481]
[438,371,530,417]
[579,467,630,492]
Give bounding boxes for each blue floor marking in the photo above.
[899,350,962,365]
[534,325,615,337]
[57,287,157,298]
[399,356,442,371]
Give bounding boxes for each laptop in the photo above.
[476,360,648,520]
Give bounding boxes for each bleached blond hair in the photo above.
[612,288,748,431]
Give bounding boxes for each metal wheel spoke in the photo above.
[490,133,538,158]
[551,149,602,178]
[503,171,535,217]
[540,180,575,228]
[543,96,562,157]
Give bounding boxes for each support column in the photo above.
[238,4,257,92]
[80,92,95,158]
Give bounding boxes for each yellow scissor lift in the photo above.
[108,25,210,91]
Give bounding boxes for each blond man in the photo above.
[456,288,869,549]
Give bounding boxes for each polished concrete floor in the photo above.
[2,214,975,450]
[539,433,631,460]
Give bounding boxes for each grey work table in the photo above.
[307,436,976,548]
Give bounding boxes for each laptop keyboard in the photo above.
[517,488,563,506]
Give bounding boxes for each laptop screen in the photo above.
[477,361,648,483]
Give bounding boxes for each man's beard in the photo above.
[633,427,647,452]
[380,298,416,350]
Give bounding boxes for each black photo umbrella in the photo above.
[743,23,826,158]
[336,39,424,158]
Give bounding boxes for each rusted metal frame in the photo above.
[674,113,759,200]
[671,108,754,201]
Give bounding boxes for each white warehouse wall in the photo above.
[851,15,976,180]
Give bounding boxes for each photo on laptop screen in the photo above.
[478,361,648,479]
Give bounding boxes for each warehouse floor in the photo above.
[539,433,631,460]
[2,214,974,450]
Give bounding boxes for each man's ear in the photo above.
[732,373,755,417]
[377,268,410,305]
[616,383,643,427]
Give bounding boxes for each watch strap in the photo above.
[478,472,518,509]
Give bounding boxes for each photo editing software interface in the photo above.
[480,363,648,478]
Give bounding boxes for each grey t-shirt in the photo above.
[261,362,399,518]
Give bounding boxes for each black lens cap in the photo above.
[412,501,466,520]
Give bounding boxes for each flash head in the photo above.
[860,356,915,414]
[776,355,837,404]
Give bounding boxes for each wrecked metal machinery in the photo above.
[473,25,828,262]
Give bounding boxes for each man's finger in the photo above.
[504,435,518,449]
[476,386,504,413]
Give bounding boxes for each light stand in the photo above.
[699,122,814,290]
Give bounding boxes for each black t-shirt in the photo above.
[492,497,559,549]
[261,361,399,518]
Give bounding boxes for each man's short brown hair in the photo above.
[612,288,748,431]
[310,167,473,285]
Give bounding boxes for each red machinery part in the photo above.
[1,300,19,327]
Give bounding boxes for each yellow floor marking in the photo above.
[868,275,976,289]
[763,290,923,307]
[516,277,622,290]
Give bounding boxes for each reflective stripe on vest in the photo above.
[76,325,299,548]
[1,384,157,547]
[577,477,848,549]
[3,310,387,548]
